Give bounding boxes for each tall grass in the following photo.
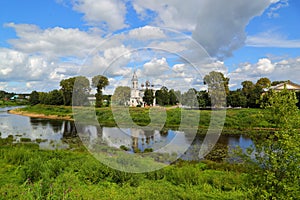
[0,143,249,199]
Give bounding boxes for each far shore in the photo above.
[8,108,73,121]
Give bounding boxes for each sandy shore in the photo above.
[8,109,73,121]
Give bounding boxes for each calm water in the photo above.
[0,106,254,160]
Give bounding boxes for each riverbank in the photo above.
[8,105,73,121]
[9,104,279,131]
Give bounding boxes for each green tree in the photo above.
[48,90,64,105]
[204,71,229,107]
[271,80,286,86]
[182,88,198,108]
[0,90,5,99]
[227,89,247,107]
[92,75,109,107]
[29,91,40,105]
[197,90,210,108]
[245,88,300,199]
[60,77,76,106]
[256,77,271,89]
[38,92,48,104]
[241,80,255,107]
[60,76,90,106]
[112,86,130,106]
[143,88,154,106]
[169,89,179,105]
[155,86,169,106]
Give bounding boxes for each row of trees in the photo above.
[29,70,298,109]
[29,75,109,107]
[111,71,284,108]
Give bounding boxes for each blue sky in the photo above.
[0,0,299,93]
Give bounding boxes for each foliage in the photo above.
[112,86,131,106]
[204,71,229,107]
[39,90,64,105]
[29,91,40,105]
[60,76,90,106]
[169,89,179,105]
[244,89,300,199]
[227,89,247,107]
[155,86,170,106]
[143,88,154,106]
[181,88,198,108]
[197,90,211,108]
[92,75,109,107]
[0,144,249,199]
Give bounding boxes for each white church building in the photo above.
[129,71,156,107]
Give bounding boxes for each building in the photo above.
[264,81,300,92]
[128,71,156,107]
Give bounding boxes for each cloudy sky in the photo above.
[0,0,299,93]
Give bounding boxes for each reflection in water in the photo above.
[0,107,254,160]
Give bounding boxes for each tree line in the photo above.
[113,71,300,108]
[29,75,109,107]
[29,71,300,108]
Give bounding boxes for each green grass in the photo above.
[16,105,288,133]
[0,100,28,107]
[0,143,250,199]
[18,104,73,117]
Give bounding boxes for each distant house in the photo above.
[264,81,300,92]
[10,95,19,100]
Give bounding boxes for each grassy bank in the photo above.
[0,100,28,107]
[0,142,249,199]
[13,105,280,131]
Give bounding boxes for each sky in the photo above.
[0,0,300,94]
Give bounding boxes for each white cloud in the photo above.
[256,58,275,74]
[246,31,300,48]
[267,0,289,18]
[228,57,300,89]
[142,57,169,76]
[5,23,103,58]
[73,0,127,31]
[128,26,166,40]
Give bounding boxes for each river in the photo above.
[0,106,254,161]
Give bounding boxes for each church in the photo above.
[129,71,156,107]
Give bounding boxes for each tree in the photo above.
[197,90,210,108]
[241,80,255,107]
[271,80,286,86]
[245,88,300,199]
[169,89,179,105]
[60,76,90,106]
[60,77,75,106]
[92,75,109,107]
[182,88,198,108]
[227,89,247,107]
[155,86,169,106]
[143,88,154,106]
[203,71,229,107]
[29,91,40,105]
[256,77,271,89]
[47,90,64,105]
[112,86,130,106]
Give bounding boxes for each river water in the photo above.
[0,106,254,160]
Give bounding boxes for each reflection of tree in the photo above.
[131,128,157,151]
[62,121,77,138]
[160,130,168,137]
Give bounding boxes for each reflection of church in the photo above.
[129,71,156,107]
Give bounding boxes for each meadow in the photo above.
[0,140,249,199]
[15,105,280,132]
